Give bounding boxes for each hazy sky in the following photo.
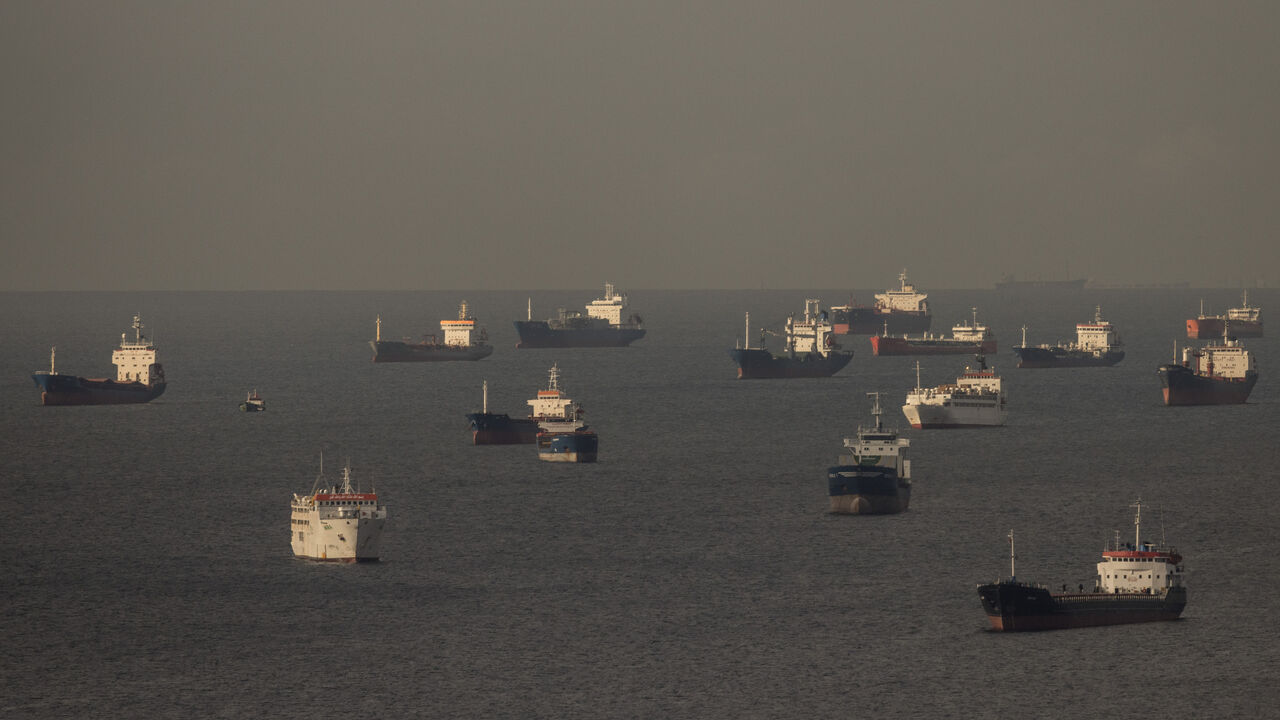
[3,1,1278,290]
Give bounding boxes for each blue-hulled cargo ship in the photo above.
[31,315,167,406]
[528,365,598,463]
[514,284,645,348]
[827,392,911,514]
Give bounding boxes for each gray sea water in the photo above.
[2,289,1278,718]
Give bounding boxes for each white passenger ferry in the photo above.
[290,462,387,562]
[901,356,1007,428]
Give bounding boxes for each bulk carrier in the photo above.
[370,301,493,362]
[830,270,931,335]
[31,315,166,406]
[1157,336,1258,405]
[514,284,645,348]
[1013,307,1124,368]
[728,300,853,379]
[977,500,1186,631]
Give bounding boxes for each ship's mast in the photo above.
[745,312,751,350]
[1020,324,1027,348]
[132,314,144,343]
[50,346,56,374]
[866,391,883,431]
[1008,530,1016,581]
[483,380,488,413]
[914,361,922,391]
[527,298,532,321]
[376,315,381,342]
[1131,498,1143,549]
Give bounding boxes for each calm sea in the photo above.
[2,289,1277,718]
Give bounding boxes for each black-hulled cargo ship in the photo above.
[1158,336,1257,405]
[466,381,539,444]
[1013,307,1124,368]
[870,308,996,356]
[977,501,1187,632]
[729,300,853,379]
[830,270,931,335]
[31,315,167,406]
[514,284,645,348]
[370,301,493,362]
[827,393,911,514]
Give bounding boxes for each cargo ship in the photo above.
[528,365,598,462]
[31,315,167,406]
[370,301,493,362]
[827,392,912,514]
[466,381,540,445]
[728,300,853,379]
[240,390,266,412]
[870,308,996,356]
[977,500,1186,631]
[1187,292,1264,339]
[1157,336,1257,405]
[514,283,645,348]
[830,270,931,335]
[290,460,387,562]
[901,356,1007,428]
[1013,306,1125,368]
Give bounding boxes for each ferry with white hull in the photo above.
[977,500,1186,631]
[827,393,912,514]
[901,356,1007,428]
[290,463,387,562]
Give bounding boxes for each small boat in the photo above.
[240,390,266,412]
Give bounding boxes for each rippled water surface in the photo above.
[2,289,1277,718]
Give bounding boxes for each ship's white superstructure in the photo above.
[837,393,911,477]
[290,463,387,562]
[1178,336,1255,379]
[1096,500,1185,595]
[111,315,163,384]
[782,299,841,355]
[874,270,929,313]
[902,357,1007,428]
[1227,290,1261,324]
[1073,306,1122,352]
[585,283,630,326]
[949,308,995,343]
[440,300,487,347]
[527,364,586,433]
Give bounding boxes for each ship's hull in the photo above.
[831,308,931,336]
[32,373,166,406]
[902,400,1006,428]
[1014,347,1125,368]
[466,412,540,445]
[1226,320,1262,338]
[871,336,996,356]
[1185,317,1224,339]
[728,348,853,379]
[537,431,598,462]
[827,466,910,514]
[977,582,1186,631]
[370,340,493,362]
[513,321,645,348]
[291,515,385,562]
[1158,365,1257,405]
[240,402,265,412]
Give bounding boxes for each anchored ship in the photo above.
[1158,336,1257,405]
[529,365,598,463]
[514,283,645,348]
[370,301,493,362]
[1013,306,1125,368]
[977,500,1187,631]
[1187,292,1264,339]
[31,315,167,406]
[290,461,387,563]
[467,381,540,445]
[827,393,912,515]
[240,390,266,412]
[901,356,1007,428]
[728,301,853,379]
[830,270,931,335]
[870,308,996,356]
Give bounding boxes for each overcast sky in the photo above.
[3,2,1277,290]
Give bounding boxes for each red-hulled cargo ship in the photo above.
[830,270,931,335]
[1187,292,1264,339]
[977,500,1186,631]
[870,308,995,356]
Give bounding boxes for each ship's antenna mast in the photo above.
[312,451,325,494]
[745,312,750,350]
[971,307,978,327]
[527,297,532,321]
[50,346,56,374]
[866,391,884,431]
[1020,324,1027,348]
[1131,498,1143,549]
[376,315,381,342]
[914,361,922,391]
[1008,530,1016,581]
[483,380,488,414]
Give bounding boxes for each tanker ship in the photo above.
[830,270,931,335]
[370,301,493,362]
[466,381,539,444]
[827,393,912,514]
[870,308,996,356]
[1157,336,1257,405]
[729,300,853,379]
[1013,306,1124,368]
[977,500,1186,631]
[514,283,645,348]
[1186,292,1263,339]
[31,315,167,406]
